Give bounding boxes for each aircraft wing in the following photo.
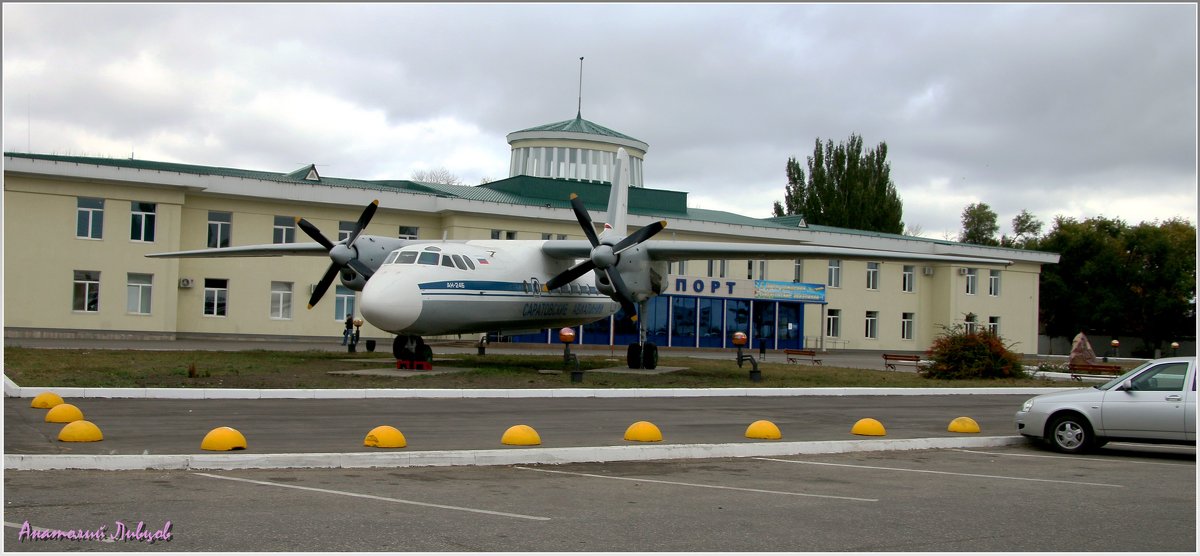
[640,241,1012,265]
[146,242,329,258]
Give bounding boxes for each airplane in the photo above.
[150,148,1009,369]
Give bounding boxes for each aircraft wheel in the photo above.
[641,342,658,370]
[416,343,433,364]
[626,343,643,369]
[392,335,413,360]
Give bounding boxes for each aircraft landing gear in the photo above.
[393,335,433,370]
[626,300,658,370]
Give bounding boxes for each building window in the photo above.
[129,202,156,242]
[965,268,978,295]
[708,260,728,278]
[965,313,978,334]
[793,259,803,282]
[76,197,104,239]
[866,262,880,290]
[72,270,100,312]
[208,211,231,248]
[901,312,914,340]
[556,234,567,240]
[398,226,419,240]
[865,311,878,339]
[490,229,501,240]
[126,273,152,315]
[335,285,355,321]
[827,260,842,288]
[902,265,915,293]
[541,233,552,240]
[270,281,293,319]
[273,215,295,244]
[338,221,354,242]
[825,309,841,337]
[506,231,517,240]
[988,316,1001,335]
[989,270,1001,296]
[204,278,228,317]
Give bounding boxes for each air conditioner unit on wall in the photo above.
[922,266,934,276]
[179,278,195,288]
[957,268,969,275]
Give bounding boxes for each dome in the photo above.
[506,114,648,185]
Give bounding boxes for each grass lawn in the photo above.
[2,347,1067,389]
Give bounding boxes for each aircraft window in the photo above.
[463,257,476,270]
[569,284,579,294]
[417,251,440,265]
[441,256,456,268]
[424,246,442,252]
[396,251,418,265]
[451,254,468,270]
[384,252,400,265]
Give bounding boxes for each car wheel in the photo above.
[1047,413,1094,454]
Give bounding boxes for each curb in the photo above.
[4,436,1027,471]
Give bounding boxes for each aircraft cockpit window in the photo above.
[451,254,469,270]
[424,246,442,252]
[463,257,476,270]
[441,255,456,268]
[417,251,440,265]
[395,251,418,265]
[384,252,400,265]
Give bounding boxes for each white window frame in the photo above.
[866,262,880,290]
[334,285,356,321]
[825,309,841,337]
[965,268,978,295]
[130,201,156,243]
[901,312,914,340]
[827,260,842,288]
[73,270,101,312]
[793,259,803,282]
[902,265,915,293]
[338,221,355,242]
[76,197,104,240]
[126,273,152,315]
[865,310,878,339]
[270,281,293,320]
[208,211,231,248]
[398,226,419,240]
[988,270,1001,296]
[273,215,295,244]
[204,278,229,317]
[988,316,1001,335]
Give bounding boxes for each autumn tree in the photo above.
[411,167,463,185]
[772,134,904,234]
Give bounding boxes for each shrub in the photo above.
[922,324,1026,380]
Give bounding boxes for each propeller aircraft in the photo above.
[150,148,1007,369]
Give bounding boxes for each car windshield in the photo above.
[1095,359,1156,390]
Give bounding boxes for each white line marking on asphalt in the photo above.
[4,520,116,543]
[951,449,1196,467]
[754,457,1125,488]
[193,472,550,521]
[514,466,878,502]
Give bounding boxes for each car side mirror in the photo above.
[1117,379,1133,392]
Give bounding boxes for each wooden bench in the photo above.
[784,349,822,365]
[883,353,922,370]
[1068,362,1122,381]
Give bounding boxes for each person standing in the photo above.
[342,314,354,345]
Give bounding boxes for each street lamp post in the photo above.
[1171,341,1180,356]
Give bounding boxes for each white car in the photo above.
[1015,356,1196,453]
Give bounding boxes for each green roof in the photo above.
[511,114,644,144]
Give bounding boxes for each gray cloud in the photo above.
[4,3,1195,235]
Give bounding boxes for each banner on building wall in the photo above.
[665,275,825,303]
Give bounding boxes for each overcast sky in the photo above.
[4,3,1196,239]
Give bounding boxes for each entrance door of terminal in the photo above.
[776,302,802,350]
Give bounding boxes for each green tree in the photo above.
[1037,216,1196,355]
[772,134,904,234]
[959,202,1000,245]
[1002,209,1044,249]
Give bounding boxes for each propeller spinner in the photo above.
[297,200,379,309]
[544,194,666,321]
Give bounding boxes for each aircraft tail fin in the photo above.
[604,148,631,237]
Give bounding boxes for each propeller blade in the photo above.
[346,258,375,280]
[308,263,341,309]
[569,194,601,247]
[296,217,335,250]
[605,268,639,322]
[346,200,379,245]
[612,220,667,254]
[545,259,597,291]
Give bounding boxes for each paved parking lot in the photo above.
[5,442,1193,552]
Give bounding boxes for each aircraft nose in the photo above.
[361,271,421,333]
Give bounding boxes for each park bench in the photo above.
[784,349,822,365]
[882,353,923,370]
[1067,362,1123,381]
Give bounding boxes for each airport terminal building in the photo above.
[2,114,1058,354]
